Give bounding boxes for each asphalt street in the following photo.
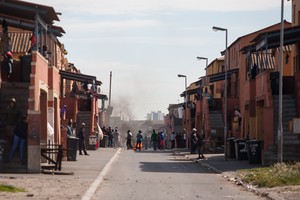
[90,149,266,200]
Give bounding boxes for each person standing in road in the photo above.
[171,132,176,149]
[196,131,205,159]
[175,133,181,148]
[126,130,133,149]
[78,123,89,155]
[114,127,120,148]
[190,128,198,154]
[160,130,166,150]
[108,126,113,147]
[183,129,187,148]
[151,129,158,151]
[136,130,143,151]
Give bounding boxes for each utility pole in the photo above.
[109,71,112,107]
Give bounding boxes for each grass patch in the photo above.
[237,162,300,188]
[0,184,26,193]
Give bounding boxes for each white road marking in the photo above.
[81,148,121,200]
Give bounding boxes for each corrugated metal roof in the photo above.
[9,32,31,53]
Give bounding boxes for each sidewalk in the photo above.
[53,147,118,178]
[174,149,300,200]
[0,148,118,178]
[0,148,120,200]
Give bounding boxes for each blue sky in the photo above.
[30,0,292,120]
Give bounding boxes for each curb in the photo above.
[180,152,278,200]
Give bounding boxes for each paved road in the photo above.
[91,149,267,200]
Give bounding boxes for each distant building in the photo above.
[146,111,165,121]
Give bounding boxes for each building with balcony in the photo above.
[0,0,107,173]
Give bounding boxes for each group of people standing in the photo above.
[124,129,167,151]
[170,130,188,149]
[126,129,145,151]
[97,125,205,160]
[66,119,89,156]
[171,128,205,159]
[150,129,167,150]
[101,126,121,148]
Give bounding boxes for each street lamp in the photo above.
[197,57,208,138]
[212,26,228,160]
[178,74,188,133]
[278,0,290,163]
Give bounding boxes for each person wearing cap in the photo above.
[78,122,89,155]
[2,98,21,147]
[190,128,198,154]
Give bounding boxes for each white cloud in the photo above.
[64,35,214,47]
[30,0,282,15]
[63,19,159,32]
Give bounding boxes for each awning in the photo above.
[59,70,102,86]
[179,68,238,97]
[95,94,108,100]
[206,68,239,83]
[180,88,200,97]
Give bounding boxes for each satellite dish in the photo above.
[96,86,101,94]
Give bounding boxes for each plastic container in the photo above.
[227,137,236,158]
[247,140,262,164]
[234,139,248,160]
[67,137,79,161]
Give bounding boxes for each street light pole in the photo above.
[278,0,286,163]
[197,57,208,138]
[178,74,188,133]
[213,26,228,161]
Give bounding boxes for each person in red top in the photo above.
[28,32,36,53]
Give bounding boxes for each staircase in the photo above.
[273,95,297,138]
[76,111,93,150]
[264,95,300,165]
[208,110,224,139]
[283,133,300,161]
